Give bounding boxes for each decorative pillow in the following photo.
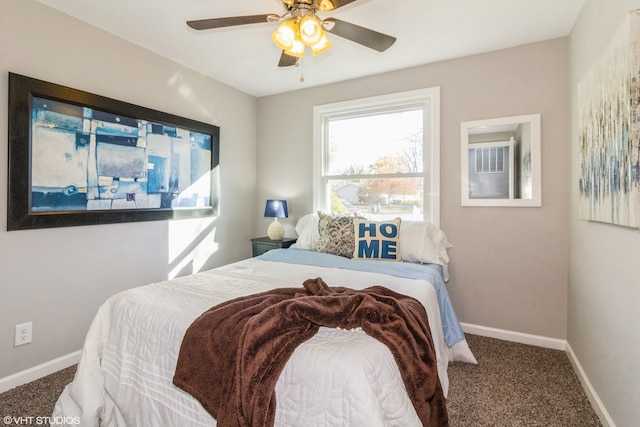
[315,212,359,258]
[399,221,452,280]
[352,218,402,261]
[290,213,320,251]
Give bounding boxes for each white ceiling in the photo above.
[36,0,585,98]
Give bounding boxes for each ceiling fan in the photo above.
[186,0,396,67]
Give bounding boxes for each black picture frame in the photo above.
[7,72,220,231]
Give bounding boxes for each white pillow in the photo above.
[290,213,320,250]
[399,221,452,281]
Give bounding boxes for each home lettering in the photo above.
[356,222,398,259]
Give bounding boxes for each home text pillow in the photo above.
[290,213,320,250]
[315,212,358,258]
[352,218,402,261]
[399,221,452,280]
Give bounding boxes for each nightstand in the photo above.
[251,236,297,257]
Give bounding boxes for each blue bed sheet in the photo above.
[258,248,465,346]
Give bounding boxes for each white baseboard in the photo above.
[0,350,81,394]
[565,342,616,427]
[460,322,567,350]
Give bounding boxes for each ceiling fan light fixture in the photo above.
[187,0,397,68]
[311,33,332,55]
[272,20,297,50]
[299,15,324,46]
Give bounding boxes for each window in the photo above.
[473,146,507,174]
[313,88,440,224]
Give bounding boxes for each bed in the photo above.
[52,216,475,427]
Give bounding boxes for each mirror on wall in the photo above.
[461,114,541,207]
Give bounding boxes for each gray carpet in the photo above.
[0,334,601,426]
[447,335,601,426]
[0,365,76,426]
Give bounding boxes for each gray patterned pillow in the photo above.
[315,212,358,258]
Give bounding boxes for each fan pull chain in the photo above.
[298,57,304,83]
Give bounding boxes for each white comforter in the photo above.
[53,257,474,427]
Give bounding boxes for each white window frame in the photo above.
[312,87,440,225]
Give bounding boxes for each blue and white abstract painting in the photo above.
[578,9,640,228]
[30,97,213,213]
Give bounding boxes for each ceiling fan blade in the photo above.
[323,18,396,52]
[278,51,298,67]
[187,14,275,30]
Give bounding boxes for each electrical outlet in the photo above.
[14,322,32,347]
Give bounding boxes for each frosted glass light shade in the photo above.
[272,20,297,50]
[272,15,331,58]
[300,16,323,46]
[311,33,332,55]
[285,38,306,58]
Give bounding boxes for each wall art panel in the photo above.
[578,9,640,228]
[7,73,220,230]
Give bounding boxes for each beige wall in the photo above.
[257,38,571,339]
[569,1,640,425]
[0,0,257,378]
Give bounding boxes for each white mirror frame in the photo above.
[461,114,541,207]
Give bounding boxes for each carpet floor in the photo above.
[447,334,601,426]
[0,334,601,426]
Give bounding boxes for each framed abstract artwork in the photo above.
[578,10,640,229]
[7,73,220,231]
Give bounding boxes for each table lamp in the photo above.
[264,199,288,240]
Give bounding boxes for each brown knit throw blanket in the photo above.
[173,277,448,427]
